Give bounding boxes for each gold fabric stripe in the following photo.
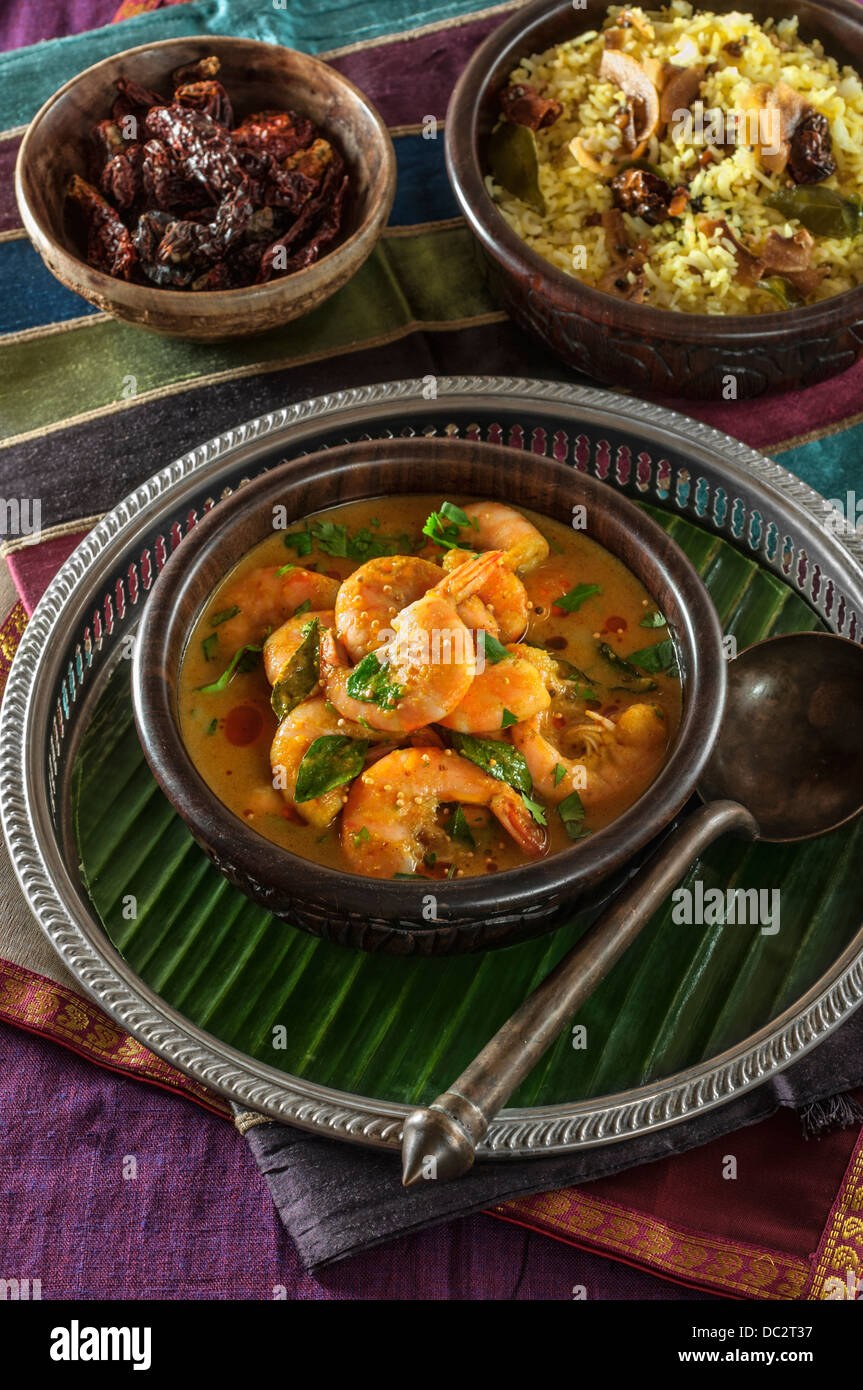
[2,511,104,556]
[233,1110,273,1135]
[315,0,520,63]
[1,312,111,345]
[493,1189,808,1299]
[808,1135,863,1300]
[771,409,863,456]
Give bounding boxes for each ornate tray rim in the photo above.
[3,376,863,1159]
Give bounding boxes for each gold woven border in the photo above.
[0,957,231,1118]
[807,1132,863,1300]
[491,1189,809,1299]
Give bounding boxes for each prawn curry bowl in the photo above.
[133,438,725,954]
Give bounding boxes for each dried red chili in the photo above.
[172,55,221,86]
[175,79,234,129]
[73,58,348,291]
[99,145,143,210]
[233,109,316,162]
[67,174,137,279]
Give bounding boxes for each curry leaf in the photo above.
[597,640,658,691]
[554,583,602,613]
[625,638,679,677]
[450,732,532,795]
[294,735,369,803]
[270,619,320,721]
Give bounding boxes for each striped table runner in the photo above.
[1,0,862,1302]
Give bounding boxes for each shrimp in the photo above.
[509,642,571,696]
[214,565,339,649]
[334,556,442,662]
[511,703,668,808]
[442,548,530,643]
[439,644,550,733]
[263,610,333,686]
[453,502,549,574]
[335,554,503,659]
[270,696,389,829]
[323,551,505,733]
[341,746,546,877]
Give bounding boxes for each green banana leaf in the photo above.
[70,506,862,1108]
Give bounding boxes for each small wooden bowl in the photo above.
[15,36,396,341]
[445,0,863,398]
[132,437,727,955]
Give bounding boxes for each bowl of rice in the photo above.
[445,0,863,397]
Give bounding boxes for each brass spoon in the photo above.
[402,632,863,1185]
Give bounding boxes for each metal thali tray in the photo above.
[2,376,862,1158]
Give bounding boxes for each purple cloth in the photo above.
[0,0,123,53]
[0,1022,716,1299]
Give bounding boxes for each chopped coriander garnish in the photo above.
[209,605,240,628]
[501,708,518,729]
[450,805,475,846]
[293,597,311,617]
[521,793,547,826]
[197,640,263,693]
[275,562,296,578]
[352,826,371,847]
[205,718,218,736]
[478,631,510,665]
[422,500,473,551]
[559,789,589,841]
[640,610,667,629]
[345,652,404,710]
[283,527,313,557]
[202,633,218,662]
[553,763,566,787]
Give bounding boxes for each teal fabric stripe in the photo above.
[0,0,497,130]
[777,426,863,508]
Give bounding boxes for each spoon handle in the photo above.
[401,800,759,1185]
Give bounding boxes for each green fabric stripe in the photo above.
[1,226,495,441]
[0,0,507,131]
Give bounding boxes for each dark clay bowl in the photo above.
[132,437,726,954]
[15,36,396,341]
[445,0,863,398]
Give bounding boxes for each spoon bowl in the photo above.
[698,632,863,841]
